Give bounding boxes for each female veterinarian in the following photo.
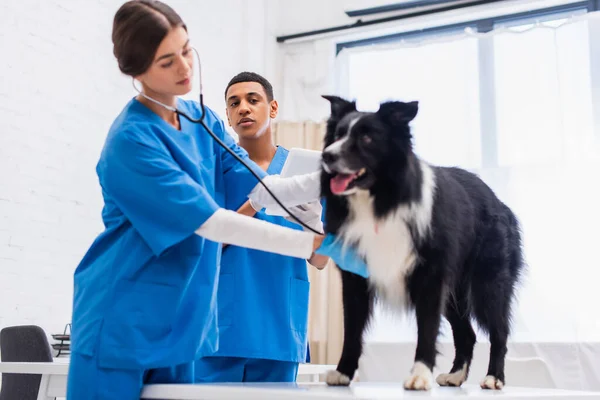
[66,1,366,399]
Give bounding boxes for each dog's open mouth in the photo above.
[330,168,367,195]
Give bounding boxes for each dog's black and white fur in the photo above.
[319,96,524,391]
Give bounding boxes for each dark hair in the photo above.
[225,71,274,102]
[112,0,186,76]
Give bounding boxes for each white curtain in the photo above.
[336,11,600,349]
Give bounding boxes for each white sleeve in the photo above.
[247,171,322,208]
[195,209,314,259]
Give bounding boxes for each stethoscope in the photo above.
[132,48,323,235]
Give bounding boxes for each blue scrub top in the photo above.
[70,98,265,370]
[212,146,311,363]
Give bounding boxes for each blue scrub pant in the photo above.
[195,356,299,383]
[66,352,194,399]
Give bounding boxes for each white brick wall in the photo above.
[0,0,273,353]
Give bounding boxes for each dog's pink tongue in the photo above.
[330,174,355,195]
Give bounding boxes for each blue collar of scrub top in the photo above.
[132,97,193,135]
[267,146,288,175]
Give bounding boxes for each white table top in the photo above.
[0,360,334,375]
[140,382,600,400]
[0,361,69,374]
[2,362,598,399]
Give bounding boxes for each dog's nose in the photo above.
[322,151,338,165]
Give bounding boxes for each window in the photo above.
[346,35,482,170]
[492,17,595,166]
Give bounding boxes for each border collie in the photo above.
[319,96,524,391]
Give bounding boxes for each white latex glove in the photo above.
[284,201,323,233]
[248,171,321,209]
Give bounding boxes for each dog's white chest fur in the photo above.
[339,161,436,308]
[341,193,417,306]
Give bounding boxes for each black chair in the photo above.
[0,325,54,400]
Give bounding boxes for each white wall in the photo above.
[0,0,275,345]
[270,0,394,122]
[0,0,399,356]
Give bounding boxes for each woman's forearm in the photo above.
[196,208,315,259]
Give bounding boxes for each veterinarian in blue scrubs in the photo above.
[65,2,352,399]
[194,72,328,383]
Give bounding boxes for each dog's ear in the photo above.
[377,101,419,125]
[322,95,356,120]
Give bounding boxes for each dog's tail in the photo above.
[505,205,525,281]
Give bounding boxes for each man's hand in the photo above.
[239,199,260,217]
[308,235,328,269]
[308,252,329,269]
[297,203,329,268]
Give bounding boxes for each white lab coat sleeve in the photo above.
[195,209,315,259]
[247,171,322,208]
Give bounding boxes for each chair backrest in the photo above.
[0,325,53,400]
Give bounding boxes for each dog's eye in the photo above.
[361,134,372,145]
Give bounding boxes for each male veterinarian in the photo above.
[194,72,328,382]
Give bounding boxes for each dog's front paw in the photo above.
[403,362,433,391]
[480,375,504,390]
[326,369,351,386]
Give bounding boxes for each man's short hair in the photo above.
[225,71,274,102]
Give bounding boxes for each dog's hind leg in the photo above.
[436,295,476,387]
[472,219,520,390]
[326,270,374,386]
[475,296,509,390]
